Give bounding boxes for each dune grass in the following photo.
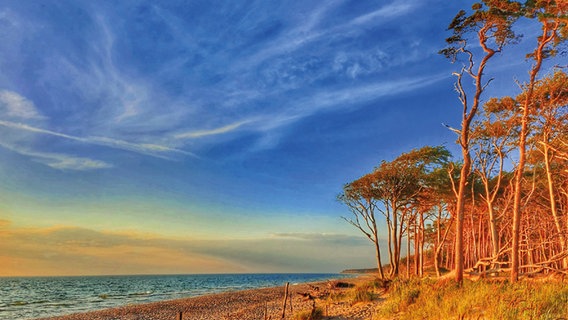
[327,277,388,305]
[292,307,324,320]
[293,308,323,320]
[376,277,568,320]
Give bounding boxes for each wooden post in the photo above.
[281,282,289,319]
[176,311,183,320]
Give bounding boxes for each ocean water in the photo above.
[0,273,349,320]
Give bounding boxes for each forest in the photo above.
[339,0,567,284]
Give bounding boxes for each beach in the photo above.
[34,276,379,320]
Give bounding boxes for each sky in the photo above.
[0,0,544,276]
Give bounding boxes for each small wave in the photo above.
[127,291,153,297]
[8,299,49,307]
[44,302,75,307]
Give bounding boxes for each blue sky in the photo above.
[0,0,540,275]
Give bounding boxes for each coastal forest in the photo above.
[339,0,567,285]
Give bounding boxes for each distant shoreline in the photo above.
[33,275,371,320]
[340,268,379,274]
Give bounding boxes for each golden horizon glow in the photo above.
[0,219,373,277]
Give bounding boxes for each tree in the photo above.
[510,0,567,282]
[440,1,519,284]
[472,96,516,268]
[339,174,386,279]
[340,146,450,278]
[396,146,452,277]
[371,158,422,277]
[528,71,568,268]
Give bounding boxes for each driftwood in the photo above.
[297,292,316,300]
[298,284,327,300]
[468,250,568,277]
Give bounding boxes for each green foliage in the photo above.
[292,307,323,320]
[376,279,568,320]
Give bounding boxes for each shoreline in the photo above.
[34,274,377,320]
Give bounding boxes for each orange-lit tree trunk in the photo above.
[511,13,563,282]
[533,71,568,269]
[472,102,514,269]
[434,206,454,277]
[441,3,517,284]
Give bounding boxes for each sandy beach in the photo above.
[34,276,380,320]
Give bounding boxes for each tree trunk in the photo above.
[455,152,471,284]
[511,17,556,283]
[419,213,425,277]
[407,232,411,278]
[414,217,419,276]
[373,229,385,279]
[543,142,567,269]
[386,213,395,277]
[390,202,401,277]
[435,208,442,277]
[511,108,528,282]
[487,202,500,267]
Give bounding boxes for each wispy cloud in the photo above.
[255,74,448,133]
[0,90,45,120]
[240,1,420,71]
[300,75,445,111]
[87,136,197,159]
[349,2,415,26]
[174,120,253,140]
[0,91,111,170]
[41,155,113,171]
[0,120,195,159]
[0,141,112,171]
[0,0,444,165]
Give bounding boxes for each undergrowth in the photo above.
[376,277,568,320]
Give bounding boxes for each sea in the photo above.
[0,273,350,320]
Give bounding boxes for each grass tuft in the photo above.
[376,277,568,320]
[347,277,388,304]
[292,307,324,320]
[350,284,375,304]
